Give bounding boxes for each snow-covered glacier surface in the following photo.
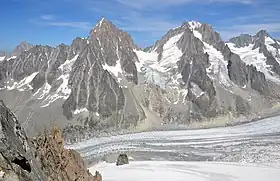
[67,116,280,180]
[89,161,280,181]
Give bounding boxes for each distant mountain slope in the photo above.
[1,18,280,142]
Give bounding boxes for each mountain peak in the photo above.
[255,30,269,38]
[17,41,33,48]
[11,41,34,56]
[179,21,202,30]
[94,17,112,29]
[89,17,117,37]
[96,17,105,27]
[188,21,202,29]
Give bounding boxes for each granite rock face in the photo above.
[223,45,269,94]
[31,127,102,181]
[0,100,45,181]
[0,101,101,181]
[196,23,225,51]
[89,18,138,84]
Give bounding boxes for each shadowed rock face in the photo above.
[0,101,101,181]
[228,30,269,49]
[0,100,46,180]
[229,34,253,48]
[223,45,270,94]
[176,25,217,117]
[62,43,125,120]
[197,24,225,51]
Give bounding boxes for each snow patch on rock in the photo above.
[34,83,51,100]
[7,56,17,61]
[6,72,39,91]
[188,21,202,29]
[204,43,232,87]
[227,43,280,83]
[59,54,79,74]
[0,56,5,61]
[74,108,89,115]
[102,60,123,83]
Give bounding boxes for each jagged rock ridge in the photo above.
[1,18,280,142]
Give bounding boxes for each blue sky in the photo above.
[1,0,280,51]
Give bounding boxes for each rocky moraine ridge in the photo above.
[1,18,280,143]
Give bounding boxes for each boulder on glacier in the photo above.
[116,154,129,166]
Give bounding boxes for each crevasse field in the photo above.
[67,116,280,181]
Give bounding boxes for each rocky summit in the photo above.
[1,18,280,143]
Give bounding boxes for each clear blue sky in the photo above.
[1,0,279,51]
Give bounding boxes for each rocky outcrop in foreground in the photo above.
[31,127,102,181]
[0,100,101,181]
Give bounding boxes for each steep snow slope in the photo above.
[204,42,232,87]
[265,37,280,62]
[89,161,280,181]
[156,33,184,72]
[135,33,184,89]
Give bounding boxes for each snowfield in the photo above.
[68,116,280,180]
[67,116,280,163]
[89,161,280,181]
